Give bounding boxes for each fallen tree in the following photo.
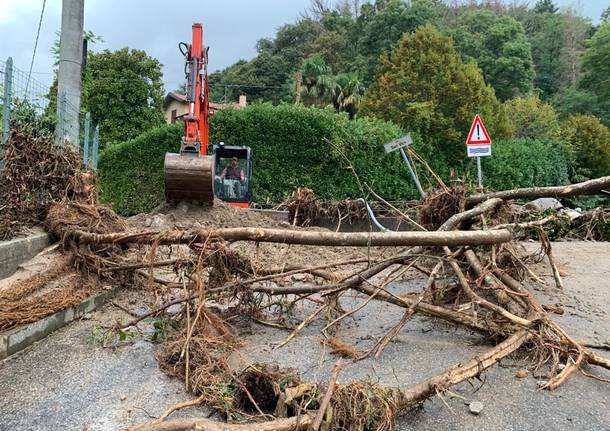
[466,175,610,206]
[61,226,512,247]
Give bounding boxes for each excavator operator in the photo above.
[220,157,245,182]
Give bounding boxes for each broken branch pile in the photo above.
[0,121,94,240]
[36,177,610,431]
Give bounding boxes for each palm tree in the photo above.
[331,73,365,119]
[299,55,334,107]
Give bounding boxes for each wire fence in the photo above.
[0,56,100,169]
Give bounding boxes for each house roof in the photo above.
[164,91,246,111]
[164,91,186,107]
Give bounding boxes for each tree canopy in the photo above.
[451,10,534,100]
[86,48,165,147]
[360,25,507,163]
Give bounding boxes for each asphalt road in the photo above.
[1,242,609,431]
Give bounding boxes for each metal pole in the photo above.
[399,147,425,199]
[82,111,90,166]
[56,0,84,146]
[2,57,13,151]
[92,125,99,170]
[476,156,483,188]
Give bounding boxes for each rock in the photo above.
[279,221,291,228]
[515,369,529,378]
[469,401,484,415]
[558,363,566,371]
[525,198,563,211]
[165,304,183,315]
[120,394,127,401]
[143,217,153,228]
[149,214,167,229]
[560,208,582,221]
[177,201,191,214]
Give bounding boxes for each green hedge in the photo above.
[98,105,572,216]
[98,123,182,215]
[482,138,570,190]
[209,104,412,203]
[99,104,414,215]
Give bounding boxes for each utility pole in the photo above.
[56,0,84,146]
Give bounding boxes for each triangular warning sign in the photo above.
[466,114,491,145]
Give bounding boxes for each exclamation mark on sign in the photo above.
[476,124,481,141]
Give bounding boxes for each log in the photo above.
[466,176,610,206]
[137,415,313,431]
[397,330,532,409]
[68,227,512,247]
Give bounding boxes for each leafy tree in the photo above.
[354,0,446,83]
[519,4,564,99]
[554,86,604,121]
[560,115,610,179]
[504,95,561,141]
[602,7,610,23]
[534,0,558,14]
[451,10,534,100]
[361,25,507,164]
[85,48,165,147]
[579,22,610,125]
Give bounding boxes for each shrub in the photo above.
[98,122,182,215]
[483,138,570,190]
[504,95,562,142]
[560,114,610,180]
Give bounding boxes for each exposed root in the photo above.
[418,187,465,230]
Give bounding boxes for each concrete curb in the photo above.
[0,286,118,360]
[0,231,51,279]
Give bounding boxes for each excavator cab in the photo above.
[213,144,252,208]
[164,23,253,208]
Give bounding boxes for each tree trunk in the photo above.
[69,227,512,248]
[466,176,610,206]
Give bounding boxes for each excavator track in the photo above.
[164,153,214,204]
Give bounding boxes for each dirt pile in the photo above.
[128,199,287,231]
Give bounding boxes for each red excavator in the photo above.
[164,23,252,208]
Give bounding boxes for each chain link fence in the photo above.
[1,56,100,169]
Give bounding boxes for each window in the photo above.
[170,109,177,124]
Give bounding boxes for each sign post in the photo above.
[384,134,425,199]
[466,114,492,188]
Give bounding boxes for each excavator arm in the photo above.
[164,23,214,204]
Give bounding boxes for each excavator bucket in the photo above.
[164,153,214,204]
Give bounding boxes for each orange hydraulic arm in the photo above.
[181,23,209,156]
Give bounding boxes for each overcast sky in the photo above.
[0,0,607,95]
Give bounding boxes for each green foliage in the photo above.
[354,0,446,83]
[299,54,334,106]
[86,325,134,349]
[330,73,365,119]
[560,114,610,179]
[504,95,561,141]
[361,25,507,165]
[451,10,534,100]
[483,138,570,191]
[554,86,605,121]
[210,104,409,203]
[86,48,165,148]
[98,122,182,215]
[579,22,610,126]
[99,104,415,214]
